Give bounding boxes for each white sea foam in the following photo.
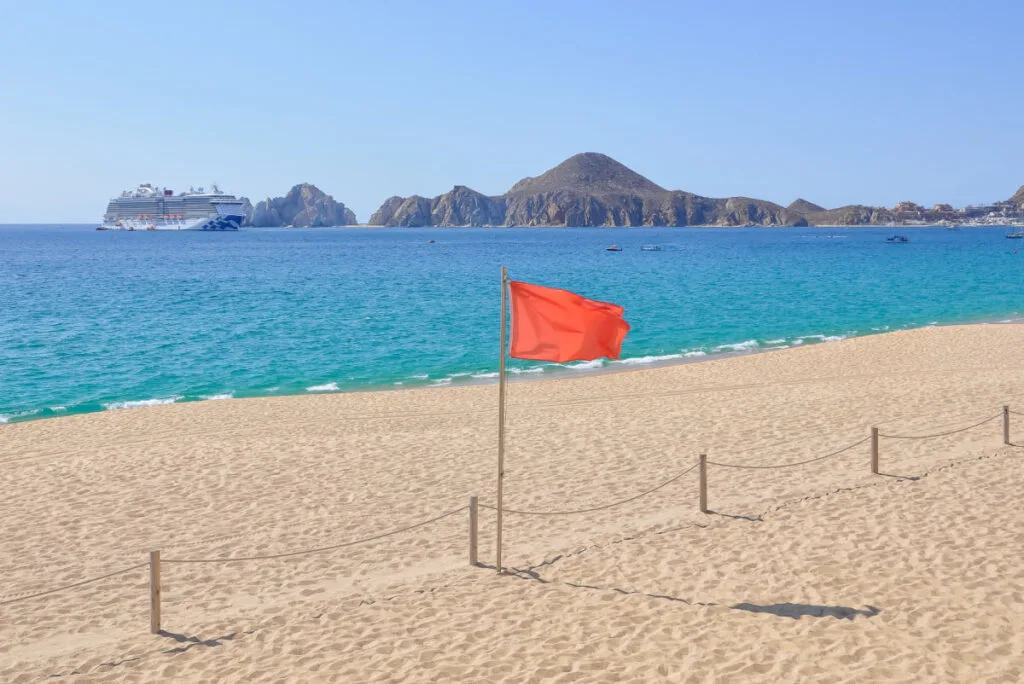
[782,334,846,345]
[565,359,605,371]
[684,350,707,357]
[470,366,549,379]
[714,340,759,352]
[305,382,339,392]
[764,345,790,350]
[104,396,183,411]
[204,393,234,401]
[614,353,684,366]
[411,374,429,380]
[52,406,67,412]
[765,339,787,345]
[0,409,42,423]
[430,378,452,386]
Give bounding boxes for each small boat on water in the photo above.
[886,235,909,243]
[606,244,623,252]
[1006,230,1024,239]
[640,245,662,251]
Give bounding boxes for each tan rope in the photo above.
[708,435,871,470]
[0,563,147,606]
[481,461,699,516]
[0,402,1014,602]
[878,413,1000,440]
[163,505,466,564]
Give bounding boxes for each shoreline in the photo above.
[4,322,1024,681]
[5,315,1023,427]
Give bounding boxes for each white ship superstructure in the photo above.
[99,184,245,231]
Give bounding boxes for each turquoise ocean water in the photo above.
[2,224,1022,423]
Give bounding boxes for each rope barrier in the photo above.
[878,413,1001,440]
[707,435,871,470]
[0,563,147,606]
[0,399,1014,611]
[481,462,699,516]
[162,505,466,564]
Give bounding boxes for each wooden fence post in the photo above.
[1003,405,1010,445]
[699,453,708,514]
[871,427,879,475]
[468,495,478,566]
[149,550,161,634]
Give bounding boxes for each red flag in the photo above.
[509,281,630,362]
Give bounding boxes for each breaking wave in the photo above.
[713,339,760,352]
[104,396,183,411]
[0,409,41,423]
[305,382,339,392]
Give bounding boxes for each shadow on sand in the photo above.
[158,630,245,654]
[488,561,881,621]
[731,602,881,620]
[877,472,921,481]
[706,509,764,522]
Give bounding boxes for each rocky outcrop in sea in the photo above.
[244,184,356,227]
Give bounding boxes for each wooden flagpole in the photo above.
[496,266,509,573]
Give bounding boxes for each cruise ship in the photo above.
[98,184,246,231]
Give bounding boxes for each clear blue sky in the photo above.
[1,0,1021,223]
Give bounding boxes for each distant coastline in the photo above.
[231,153,1023,229]
[10,152,1024,228]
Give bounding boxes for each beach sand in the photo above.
[2,324,1024,682]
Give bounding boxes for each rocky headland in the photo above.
[369,153,803,227]
[237,161,1024,229]
[242,184,356,227]
[366,153,1024,228]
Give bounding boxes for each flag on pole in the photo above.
[508,281,630,362]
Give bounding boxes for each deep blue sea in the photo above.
[2,224,1023,423]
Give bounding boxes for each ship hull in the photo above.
[99,215,243,231]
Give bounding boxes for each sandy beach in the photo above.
[2,324,1024,682]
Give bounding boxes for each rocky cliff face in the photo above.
[800,205,895,226]
[368,187,505,227]
[239,197,255,225]
[247,184,356,226]
[1010,185,1024,207]
[369,153,803,227]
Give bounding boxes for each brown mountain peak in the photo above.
[507,152,666,197]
